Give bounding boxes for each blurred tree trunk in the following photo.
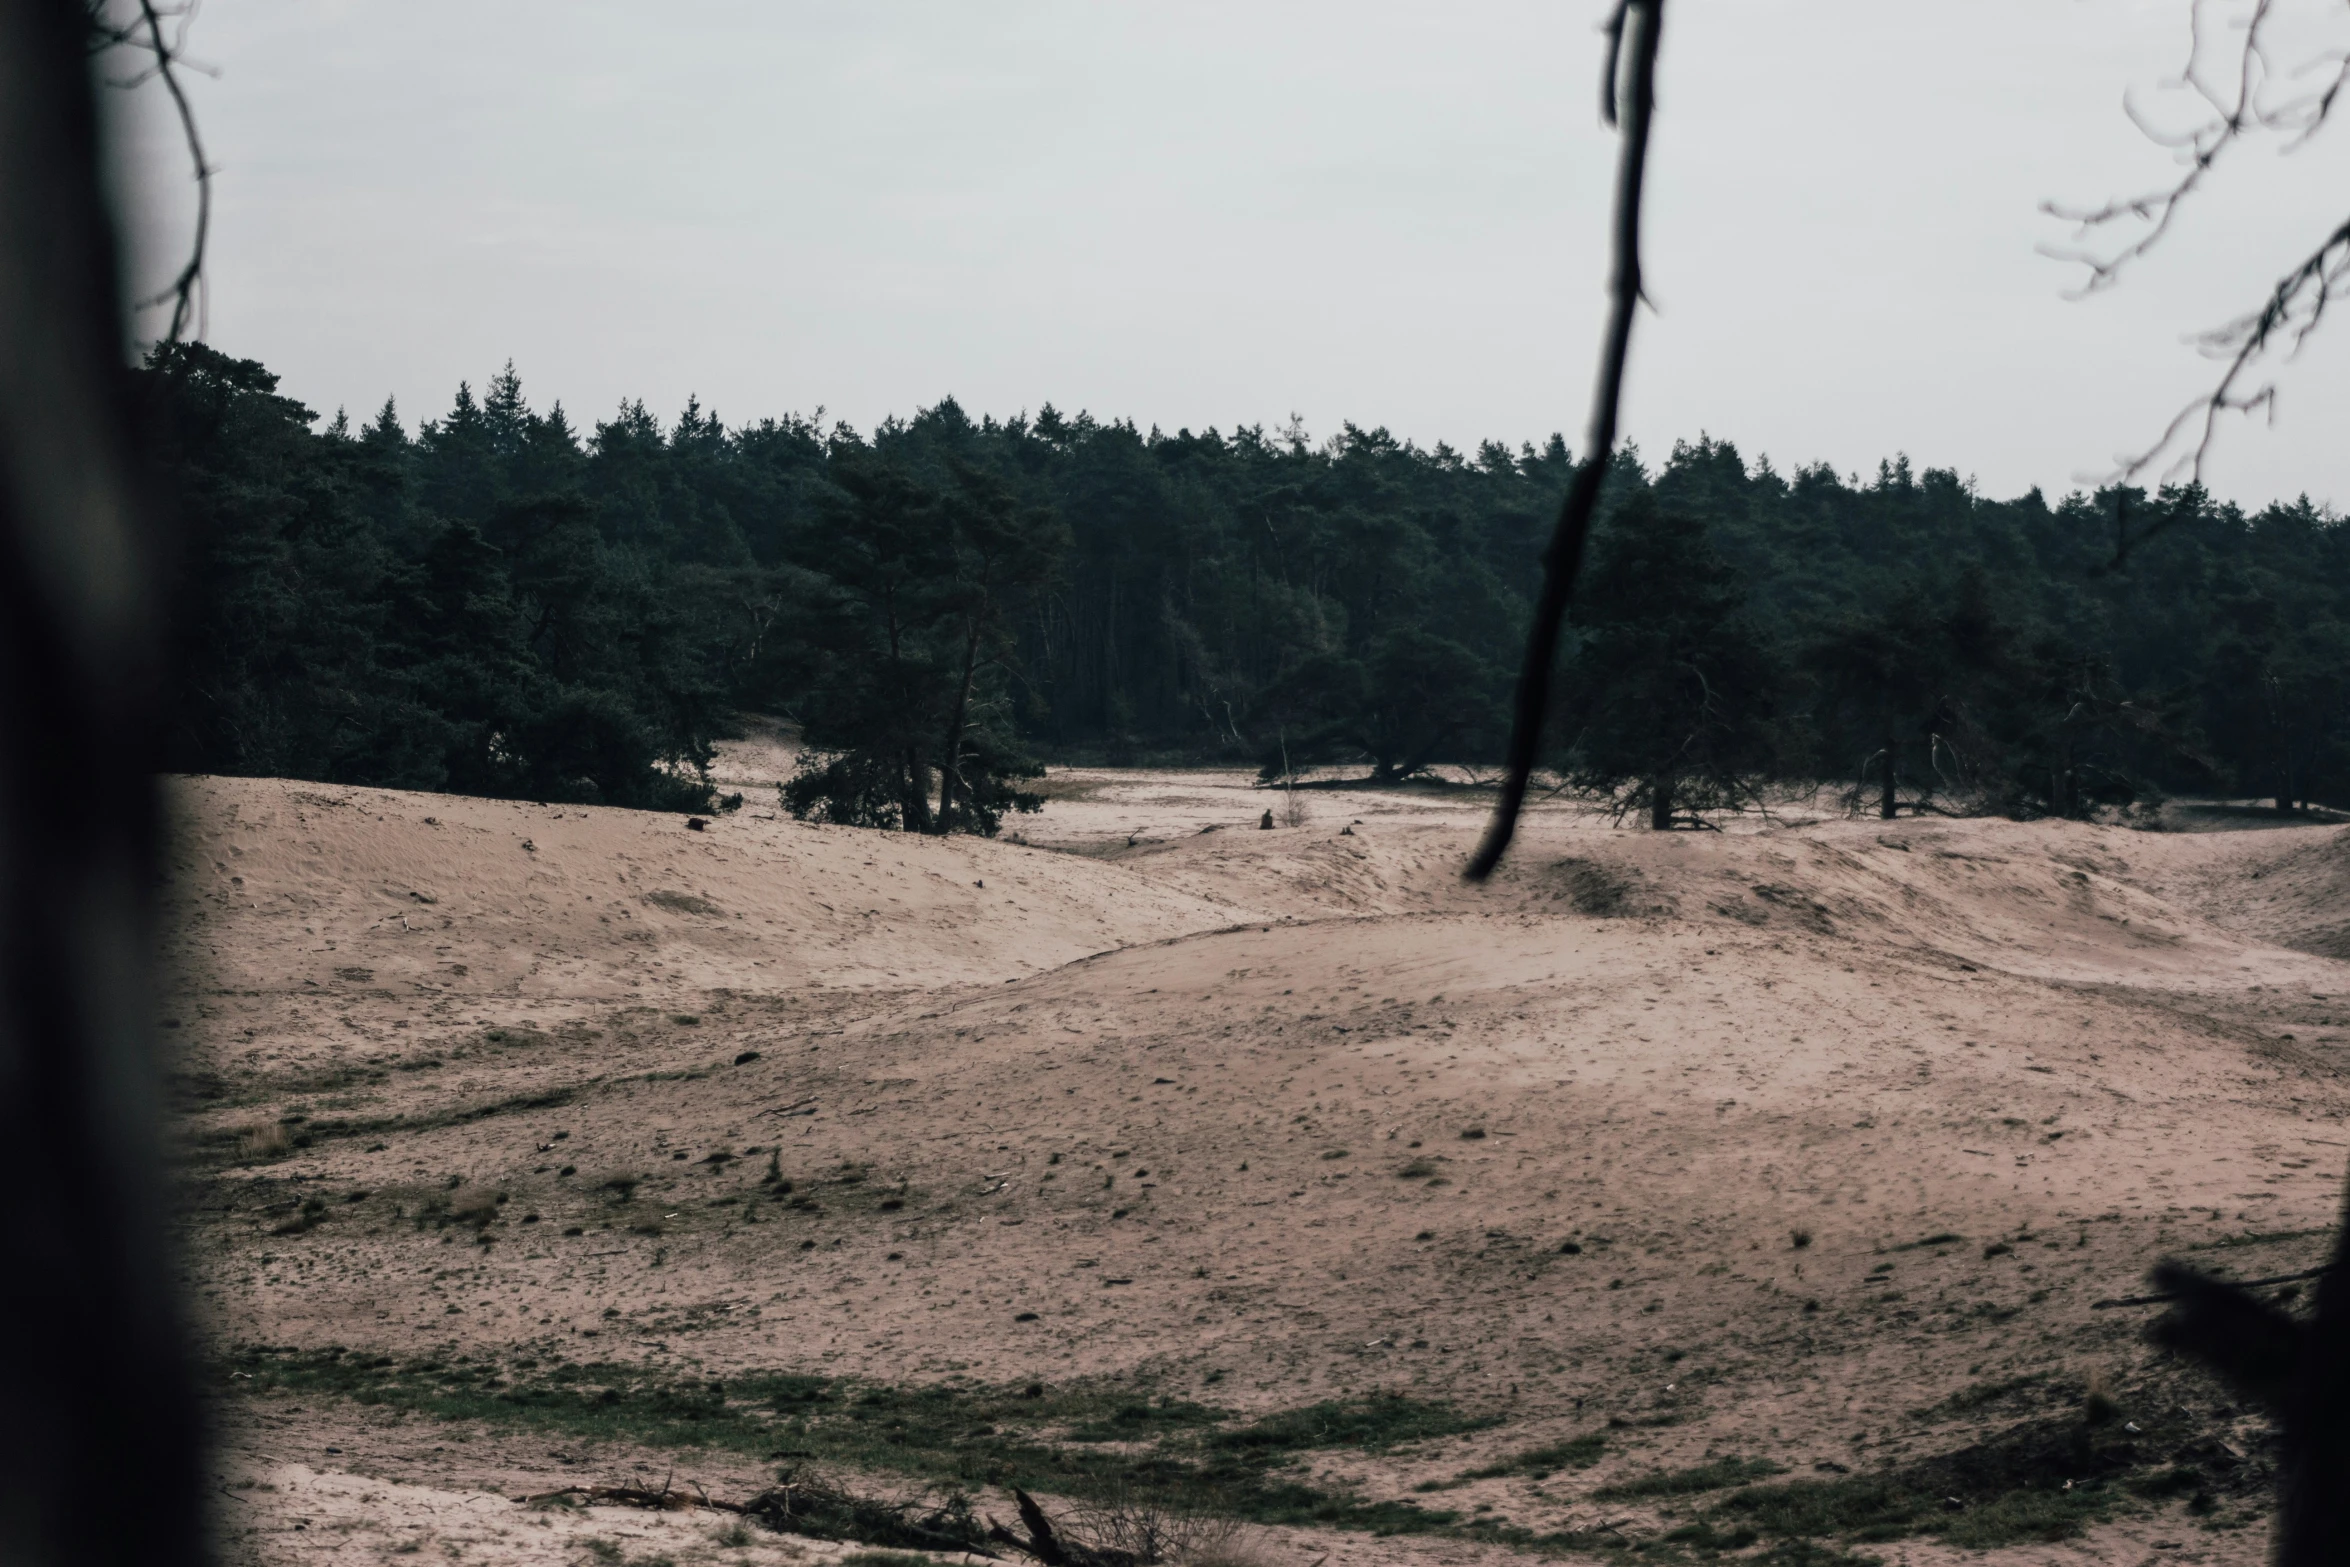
[938,619,981,830]
[0,3,206,1563]
[1879,721,1898,820]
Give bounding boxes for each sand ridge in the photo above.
[167,774,1269,1014]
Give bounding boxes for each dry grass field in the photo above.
[169,760,2350,1566]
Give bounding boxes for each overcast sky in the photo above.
[111,1,2350,508]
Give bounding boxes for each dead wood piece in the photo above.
[516,1483,709,1512]
[511,1474,1000,1559]
[737,1477,999,1559]
[983,1487,1138,1567]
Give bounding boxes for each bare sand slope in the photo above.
[177,771,2348,1565]
[2126,820,2350,961]
[1070,811,2330,993]
[167,773,1266,1016]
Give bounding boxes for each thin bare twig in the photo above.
[88,1,213,343]
[2044,0,2350,494]
[1466,0,1665,882]
[2133,214,2350,490]
[2041,0,2284,298]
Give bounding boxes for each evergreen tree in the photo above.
[140,344,2350,823]
[928,465,1065,831]
[1803,571,2009,818]
[1256,629,1505,783]
[146,342,401,782]
[1979,639,2185,818]
[781,458,1059,834]
[1554,492,1779,827]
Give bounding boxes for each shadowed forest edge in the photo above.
[152,343,2350,830]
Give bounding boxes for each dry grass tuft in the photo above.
[236,1118,291,1161]
[447,1187,501,1229]
[1172,1520,1276,1567]
[2082,1365,2120,1425]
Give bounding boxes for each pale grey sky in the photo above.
[113,1,2350,508]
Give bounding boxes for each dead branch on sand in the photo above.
[515,1470,1003,1558]
[984,1486,1150,1567]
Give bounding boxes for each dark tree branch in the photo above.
[2041,0,2284,297]
[2093,1261,2334,1308]
[86,0,212,343]
[2044,0,2350,496]
[2134,214,2350,490]
[1466,0,1664,881]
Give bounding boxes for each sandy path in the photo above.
[170,768,2341,1564]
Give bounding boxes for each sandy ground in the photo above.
[167,762,2350,1564]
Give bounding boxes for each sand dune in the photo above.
[2129,819,2350,962]
[167,774,1266,1011]
[178,769,2349,1565]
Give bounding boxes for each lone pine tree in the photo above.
[1553,491,1778,828]
[782,456,1059,834]
[1804,571,2012,819]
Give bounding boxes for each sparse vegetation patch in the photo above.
[1592,1456,1784,1499]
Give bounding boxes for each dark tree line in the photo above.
[149,343,2350,828]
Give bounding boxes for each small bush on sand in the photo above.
[2082,1367,2120,1426]
[1028,1485,1267,1567]
[600,1173,642,1203]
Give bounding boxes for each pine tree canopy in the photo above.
[143,346,2350,827]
